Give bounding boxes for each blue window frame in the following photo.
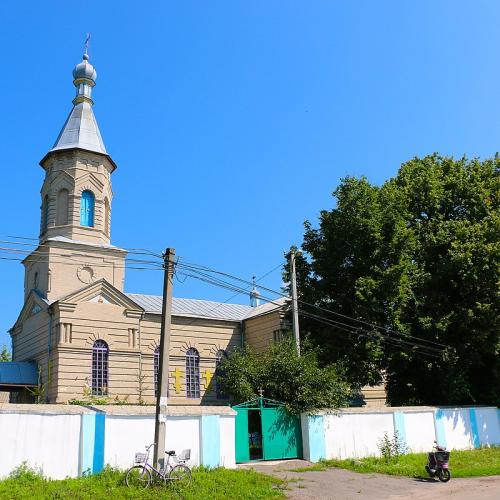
[185,348,200,399]
[80,190,95,227]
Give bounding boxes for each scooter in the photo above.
[425,441,451,482]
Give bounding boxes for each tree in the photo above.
[295,154,499,406]
[218,338,350,414]
[1,345,11,362]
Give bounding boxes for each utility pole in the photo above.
[290,247,300,355]
[153,248,175,468]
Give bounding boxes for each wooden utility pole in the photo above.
[153,247,175,468]
[290,248,301,355]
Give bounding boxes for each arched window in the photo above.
[185,348,200,399]
[104,197,110,236]
[215,350,227,400]
[92,340,108,395]
[41,195,49,232]
[56,189,69,226]
[80,190,95,227]
[153,346,160,397]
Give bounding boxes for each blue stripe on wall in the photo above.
[92,412,106,473]
[393,412,407,446]
[201,415,220,468]
[469,408,481,449]
[81,414,95,476]
[308,415,326,462]
[435,409,447,449]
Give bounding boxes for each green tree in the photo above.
[295,154,499,406]
[0,345,11,362]
[218,338,350,414]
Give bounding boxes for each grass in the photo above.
[294,447,500,478]
[0,464,285,500]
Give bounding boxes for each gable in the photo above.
[11,290,50,331]
[55,279,144,315]
[75,172,104,195]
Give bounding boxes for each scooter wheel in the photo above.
[438,469,451,482]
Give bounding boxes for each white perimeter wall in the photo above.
[105,415,201,469]
[316,406,500,461]
[403,411,435,453]
[324,412,394,459]
[219,416,236,468]
[0,413,81,479]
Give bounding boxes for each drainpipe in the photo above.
[46,306,54,403]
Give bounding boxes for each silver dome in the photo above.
[73,54,97,83]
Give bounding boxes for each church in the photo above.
[7,51,288,405]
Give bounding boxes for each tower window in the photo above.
[56,189,69,226]
[41,195,49,233]
[185,347,200,399]
[80,190,95,227]
[215,350,227,400]
[91,339,108,395]
[153,346,160,397]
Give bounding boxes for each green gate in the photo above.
[234,397,302,462]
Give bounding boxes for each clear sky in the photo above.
[1,0,500,349]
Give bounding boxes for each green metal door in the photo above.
[234,408,250,463]
[261,408,302,460]
[233,397,303,462]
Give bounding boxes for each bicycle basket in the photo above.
[134,452,147,464]
[178,449,191,461]
[435,451,450,462]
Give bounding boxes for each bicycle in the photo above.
[125,443,192,488]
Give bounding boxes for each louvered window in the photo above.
[185,348,200,399]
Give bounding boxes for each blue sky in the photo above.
[1,1,500,349]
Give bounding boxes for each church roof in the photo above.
[50,101,107,155]
[127,294,287,322]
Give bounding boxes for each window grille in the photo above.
[80,190,95,227]
[185,348,200,399]
[92,339,109,395]
[215,350,227,400]
[153,346,160,397]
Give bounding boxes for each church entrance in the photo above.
[233,397,302,463]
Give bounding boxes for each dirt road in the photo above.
[243,460,500,500]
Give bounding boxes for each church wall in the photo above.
[138,314,243,405]
[244,310,283,352]
[44,245,126,301]
[50,301,141,403]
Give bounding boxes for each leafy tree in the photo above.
[218,338,350,414]
[0,345,11,362]
[294,154,499,406]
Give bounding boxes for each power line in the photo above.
[175,261,449,350]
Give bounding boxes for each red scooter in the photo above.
[425,442,451,482]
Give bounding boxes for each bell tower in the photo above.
[22,48,126,301]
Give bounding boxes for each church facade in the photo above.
[10,52,287,405]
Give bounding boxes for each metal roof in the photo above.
[51,101,107,155]
[127,294,287,322]
[0,362,38,387]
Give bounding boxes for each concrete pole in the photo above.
[290,248,301,355]
[153,248,175,468]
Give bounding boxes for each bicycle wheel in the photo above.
[125,465,152,488]
[168,464,192,484]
